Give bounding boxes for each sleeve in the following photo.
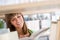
[28,29,33,35]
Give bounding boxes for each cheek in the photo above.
[19,17,24,24]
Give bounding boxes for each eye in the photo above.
[17,16,21,18]
[11,18,16,21]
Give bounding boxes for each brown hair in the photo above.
[5,13,28,34]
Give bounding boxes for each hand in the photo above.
[19,33,30,38]
[24,32,30,37]
[20,35,25,38]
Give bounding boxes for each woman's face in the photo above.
[10,14,24,28]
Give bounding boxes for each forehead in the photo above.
[10,14,21,19]
[16,14,21,16]
[13,14,22,17]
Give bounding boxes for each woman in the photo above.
[5,13,33,38]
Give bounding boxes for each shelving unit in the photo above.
[56,19,60,40]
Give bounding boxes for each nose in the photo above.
[16,18,19,23]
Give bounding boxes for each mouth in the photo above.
[16,23,21,25]
[17,23,20,25]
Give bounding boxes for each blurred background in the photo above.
[0,0,60,40]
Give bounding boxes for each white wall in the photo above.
[26,20,40,32]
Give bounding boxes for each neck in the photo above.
[16,27,24,35]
